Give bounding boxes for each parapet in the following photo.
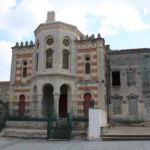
[13,41,34,48]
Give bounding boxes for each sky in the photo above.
[0,0,150,81]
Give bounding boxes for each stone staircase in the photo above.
[50,118,68,139]
[3,121,47,138]
[2,119,88,140]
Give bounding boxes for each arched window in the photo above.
[62,49,69,69]
[46,48,53,68]
[36,53,39,71]
[85,63,90,74]
[127,68,136,85]
[85,56,91,74]
[113,95,122,114]
[22,61,27,77]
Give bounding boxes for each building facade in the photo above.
[8,11,150,123]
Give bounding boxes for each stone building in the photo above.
[8,11,150,123]
[108,49,150,122]
[0,81,10,104]
[0,81,9,125]
[9,11,106,120]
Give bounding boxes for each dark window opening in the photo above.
[23,67,27,77]
[85,63,90,74]
[46,48,53,68]
[36,53,38,71]
[112,71,120,86]
[62,49,69,69]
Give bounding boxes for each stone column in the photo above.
[53,93,60,118]
[71,94,76,117]
[36,94,43,118]
[31,95,37,118]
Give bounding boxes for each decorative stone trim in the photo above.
[34,21,82,37]
[108,48,150,55]
[31,73,77,82]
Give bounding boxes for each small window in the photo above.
[127,68,136,85]
[85,56,91,74]
[63,39,70,46]
[85,56,90,61]
[36,53,38,71]
[85,63,90,74]
[22,61,27,77]
[62,49,69,69]
[47,38,54,45]
[112,71,120,86]
[46,48,53,68]
[23,67,27,77]
[36,40,39,49]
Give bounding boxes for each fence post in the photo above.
[47,112,51,141]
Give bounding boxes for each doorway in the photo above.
[19,95,25,117]
[84,93,92,118]
[42,84,54,118]
[59,85,68,118]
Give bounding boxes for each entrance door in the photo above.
[59,94,67,118]
[42,84,54,118]
[19,95,25,117]
[84,93,92,118]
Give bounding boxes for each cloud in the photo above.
[143,7,150,16]
[0,0,150,39]
[0,41,14,81]
[92,1,150,36]
[56,4,88,34]
[0,0,53,41]
[0,0,16,12]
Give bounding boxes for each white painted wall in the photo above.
[88,108,100,140]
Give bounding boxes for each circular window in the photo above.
[23,61,27,66]
[85,56,90,61]
[63,39,69,46]
[47,38,54,45]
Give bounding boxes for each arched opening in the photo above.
[59,84,69,118]
[19,95,25,117]
[84,93,92,118]
[42,84,54,118]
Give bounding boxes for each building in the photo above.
[0,81,10,104]
[8,11,150,124]
[0,81,9,129]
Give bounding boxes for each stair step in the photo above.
[51,129,68,139]
[101,136,150,141]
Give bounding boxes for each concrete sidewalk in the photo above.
[0,137,150,150]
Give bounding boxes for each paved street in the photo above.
[0,137,150,150]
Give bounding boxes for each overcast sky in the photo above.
[0,0,150,81]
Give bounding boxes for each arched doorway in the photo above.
[84,93,92,118]
[59,84,68,118]
[42,84,54,118]
[19,95,25,117]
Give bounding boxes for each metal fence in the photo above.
[7,101,88,121]
[4,101,88,140]
[0,102,7,130]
